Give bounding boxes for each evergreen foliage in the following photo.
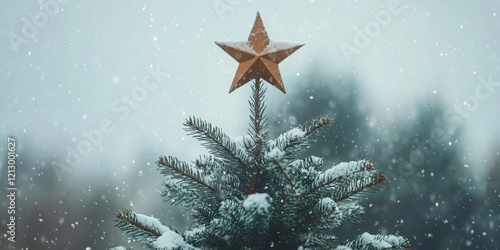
[115,78,411,249]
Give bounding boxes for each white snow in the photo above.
[267,147,285,159]
[153,230,197,250]
[266,127,306,159]
[216,41,256,54]
[135,213,170,234]
[380,234,406,246]
[317,197,336,213]
[360,232,392,248]
[334,232,406,250]
[135,213,199,250]
[184,226,206,238]
[243,193,272,214]
[314,160,369,187]
[310,156,323,165]
[263,41,303,56]
[286,127,306,137]
[216,40,302,56]
[109,247,128,250]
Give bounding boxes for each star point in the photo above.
[216,12,304,93]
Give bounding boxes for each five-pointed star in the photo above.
[215,12,304,93]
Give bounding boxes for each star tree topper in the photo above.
[216,12,304,93]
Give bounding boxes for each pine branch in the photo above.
[247,78,268,194]
[335,232,411,250]
[184,116,251,172]
[269,157,296,191]
[157,156,234,207]
[241,193,274,248]
[115,210,200,250]
[158,156,218,194]
[301,198,339,232]
[110,247,134,250]
[307,200,365,233]
[192,155,247,196]
[267,115,332,163]
[207,200,247,248]
[309,160,373,194]
[301,114,332,138]
[302,163,386,228]
[115,209,163,239]
[248,77,268,144]
[334,172,387,203]
[300,172,386,229]
[284,156,323,194]
[301,202,365,249]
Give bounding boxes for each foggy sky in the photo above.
[1,0,499,248]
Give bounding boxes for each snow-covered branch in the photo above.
[335,232,411,250]
[115,210,199,250]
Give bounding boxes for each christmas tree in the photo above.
[114,12,411,250]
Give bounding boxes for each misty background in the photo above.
[1,1,499,249]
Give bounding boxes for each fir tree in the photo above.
[114,12,411,250]
[114,79,411,250]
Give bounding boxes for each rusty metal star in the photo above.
[215,12,304,94]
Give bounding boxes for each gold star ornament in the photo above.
[216,12,304,94]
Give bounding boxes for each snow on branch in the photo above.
[300,114,332,138]
[243,193,272,216]
[213,199,246,236]
[115,210,199,250]
[333,171,387,203]
[266,128,305,160]
[305,199,364,230]
[335,232,411,250]
[310,160,374,193]
[333,200,364,222]
[288,156,324,173]
[109,246,132,250]
[194,155,247,196]
[154,230,200,250]
[115,209,164,239]
[266,115,331,162]
[316,197,337,215]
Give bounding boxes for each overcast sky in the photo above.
[1,0,499,199]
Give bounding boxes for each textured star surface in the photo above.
[215,12,304,93]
